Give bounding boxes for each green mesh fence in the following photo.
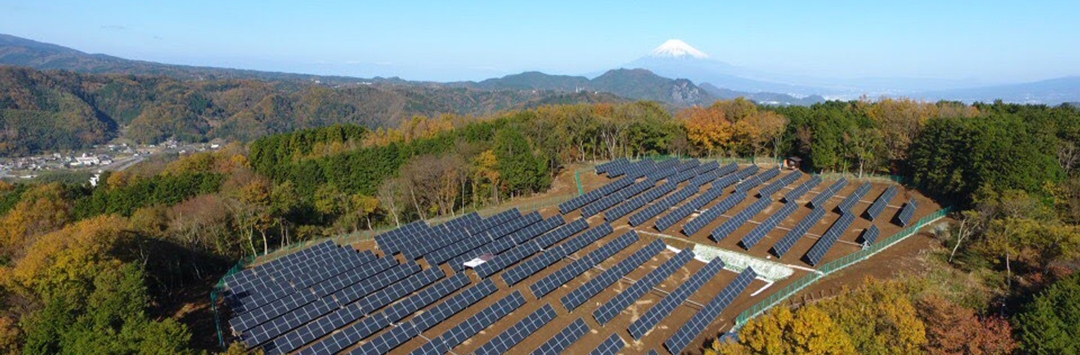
[732,206,952,329]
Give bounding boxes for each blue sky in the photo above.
[1,0,1077,82]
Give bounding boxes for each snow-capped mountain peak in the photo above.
[650,39,709,59]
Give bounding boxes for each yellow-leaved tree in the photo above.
[710,305,856,355]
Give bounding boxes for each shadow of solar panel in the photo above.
[530,318,590,355]
[628,258,725,339]
[859,225,880,246]
[682,191,746,236]
[410,291,527,355]
[664,268,758,355]
[590,333,626,355]
[530,231,638,298]
[804,213,856,265]
[562,239,665,311]
[896,198,917,226]
[865,186,898,221]
[837,182,872,213]
[593,250,694,325]
[771,207,826,258]
[502,223,613,286]
[474,304,559,355]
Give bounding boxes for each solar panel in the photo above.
[865,186,898,221]
[628,258,725,339]
[503,223,613,286]
[771,207,826,258]
[530,318,590,355]
[593,250,694,325]
[559,176,634,213]
[534,218,589,249]
[897,198,918,226]
[739,202,799,249]
[682,191,746,236]
[590,333,626,355]
[409,291,527,355]
[583,179,656,217]
[655,184,729,231]
[859,225,881,246]
[804,213,856,265]
[605,181,676,222]
[629,184,699,226]
[837,182,873,213]
[530,230,638,298]
[473,304,559,355]
[446,214,562,271]
[758,171,802,197]
[710,196,774,242]
[425,212,541,266]
[664,268,758,355]
[596,157,629,174]
[475,242,540,279]
[561,239,665,311]
[734,168,780,193]
[810,178,848,209]
[243,264,437,347]
[232,247,380,314]
[784,176,822,203]
[295,276,496,353]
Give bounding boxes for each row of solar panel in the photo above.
[231,246,380,316]
[444,214,564,271]
[810,178,849,208]
[582,178,657,217]
[664,268,758,354]
[804,212,856,265]
[593,249,695,325]
[530,230,639,298]
[629,183,701,226]
[758,171,802,197]
[595,157,629,174]
[865,186,898,221]
[629,258,726,339]
[474,218,588,278]
[655,183,730,231]
[605,181,676,222]
[837,182,872,213]
[710,196,774,242]
[898,198,918,226]
[561,239,665,310]
[772,207,825,258]
[681,191,746,236]
[503,223,614,286]
[739,202,799,249]
[734,168,780,193]
[783,175,822,203]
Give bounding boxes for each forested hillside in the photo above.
[0,65,624,155]
[0,98,1079,354]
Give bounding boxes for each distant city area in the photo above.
[0,139,223,181]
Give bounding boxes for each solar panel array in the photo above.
[605,181,676,221]
[682,191,746,236]
[502,223,613,286]
[865,186,898,221]
[474,218,587,279]
[264,273,471,355]
[530,230,638,298]
[837,182,873,213]
[629,184,699,226]
[590,333,626,355]
[810,178,848,208]
[582,179,656,217]
[628,258,726,339]
[740,202,799,249]
[860,225,881,246]
[425,211,539,266]
[593,250,694,325]
[897,198,918,226]
[473,304,558,355]
[595,157,629,174]
[225,241,338,307]
[558,176,630,214]
[561,239,665,310]
[784,176,822,203]
[664,268,758,355]
[229,246,380,315]
[772,207,826,257]
[758,171,803,197]
[734,168,780,193]
[710,195,773,242]
[530,318,590,355]
[655,184,729,231]
[445,213,561,271]
[375,221,428,255]
[607,159,657,178]
[410,291,526,355]
[804,213,856,265]
[687,163,735,187]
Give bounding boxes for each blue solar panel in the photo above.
[810,178,848,209]
[739,202,799,249]
[628,258,725,339]
[593,250,694,325]
[710,196,774,242]
[664,268,758,355]
[896,198,918,226]
[605,182,676,222]
[590,333,625,355]
[804,213,856,265]
[583,179,656,217]
[629,184,699,226]
[758,171,802,197]
[473,304,559,355]
[529,230,638,298]
[561,239,665,311]
[837,182,872,213]
[655,184,729,231]
[596,158,629,174]
[734,168,780,193]
[859,225,881,246]
[502,223,613,286]
[530,318,589,355]
[865,186,898,221]
[410,291,527,355]
[682,191,746,236]
[771,207,826,258]
[783,176,822,203]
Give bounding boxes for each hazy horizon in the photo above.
[1,0,1078,83]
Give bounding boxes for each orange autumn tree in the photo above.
[711,305,855,355]
[917,295,1017,355]
[681,105,733,157]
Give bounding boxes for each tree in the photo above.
[815,278,927,355]
[1015,273,1080,354]
[714,305,855,355]
[493,128,547,197]
[681,105,733,157]
[0,183,73,255]
[917,295,1017,355]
